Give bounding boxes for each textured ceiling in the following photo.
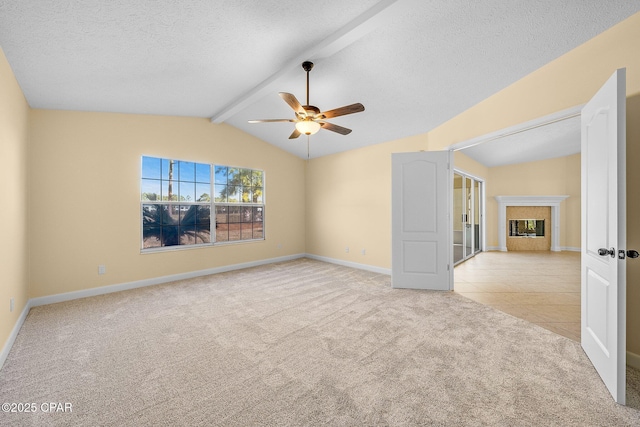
[461,115,582,168]
[1,1,639,160]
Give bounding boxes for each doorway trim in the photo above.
[495,195,569,252]
[446,105,583,153]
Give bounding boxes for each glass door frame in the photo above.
[453,169,485,265]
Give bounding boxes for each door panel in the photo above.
[581,68,626,404]
[392,151,452,290]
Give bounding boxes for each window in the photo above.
[213,166,264,242]
[140,157,264,251]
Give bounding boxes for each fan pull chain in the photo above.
[307,135,310,159]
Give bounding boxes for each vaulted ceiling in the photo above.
[1,1,639,160]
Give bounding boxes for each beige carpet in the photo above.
[1,258,639,426]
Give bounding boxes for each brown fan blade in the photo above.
[320,103,364,119]
[279,92,306,116]
[289,128,302,139]
[248,119,295,123]
[319,121,352,135]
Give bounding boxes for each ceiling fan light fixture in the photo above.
[295,120,321,135]
[249,61,364,139]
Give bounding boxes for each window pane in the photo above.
[196,205,210,225]
[196,163,211,183]
[216,223,229,242]
[142,157,161,179]
[241,223,253,240]
[241,186,251,203]
[214,166,228,184]
[179,226,196,245]
[179,205,197,225]
[167,205,180,224]
[226,186,240,203]
[214,184,227,202]
[253,223,264,239]
[195,226,211,244]
[143,226,162,248]
[215,206,228,224]
[252,187,263,203]
[229,206,241,223]
[240,168,252,185]
[227,167,240,185]
[252,170,263,187]
[179,161,195,182]
[141,179,161,201]
[162,225,180,246]
[162,159,177,180]
[196,183,210,202]
[253,207,263,222]
[228,223,241,241]
[242,206,252,222]
[162,181,178,201]
[142,204,162,226]
[179,181,195,202]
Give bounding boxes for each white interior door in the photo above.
[581,68,626,404]
[391,151,452,290]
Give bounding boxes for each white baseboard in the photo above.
[305,253,391,275]
[0,300,32,370]
[30,253,306,308]
[560,247,581,252]
[628,351,640,370]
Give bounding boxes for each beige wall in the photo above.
[305,134,426,269]
[487,154,581,250]
[453,150,489,179]
[28,110,306,298]
[0,48,30,353]
[305,12,640,354]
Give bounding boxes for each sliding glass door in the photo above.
[454,171,483,265]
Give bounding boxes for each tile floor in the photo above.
[454,250,581,341]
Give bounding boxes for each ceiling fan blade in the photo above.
[320,103,365,119]
[279,92,306,116]
[248,119,295,123]
[319,121,352,135]
[289,128,302,139]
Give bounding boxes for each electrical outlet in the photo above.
[98,265,106,275]
[10,297,14,312]
[345,246,349,253]
[277,243,282,250]
[361,249,366,255]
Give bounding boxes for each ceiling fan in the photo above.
[249,61,365,139]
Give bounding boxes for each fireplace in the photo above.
[494,196,569,252]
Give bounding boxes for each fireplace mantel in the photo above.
[494,196,569,252]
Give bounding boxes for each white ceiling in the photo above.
[1,1,639,159]
[460,114,582,168]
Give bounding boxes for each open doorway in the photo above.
[449,106,582,338]
[448,101,639,407]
